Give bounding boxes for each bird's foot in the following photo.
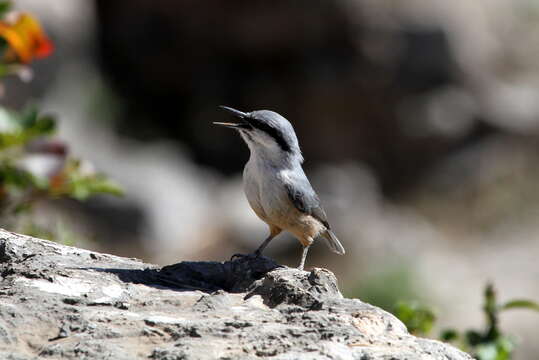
[229,252,259,261]
[230,247,265,261]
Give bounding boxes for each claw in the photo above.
[230,253,258,261]
[230,253,247,261]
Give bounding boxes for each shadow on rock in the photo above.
[82,255,282,293]
[81,256,343,310]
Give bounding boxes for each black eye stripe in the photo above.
[246,117,291,152]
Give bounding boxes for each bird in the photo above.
[214,106,345,270]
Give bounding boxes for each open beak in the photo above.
[214,106,249,129]
[212,121,242,128]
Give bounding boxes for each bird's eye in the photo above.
[244,117,291,152]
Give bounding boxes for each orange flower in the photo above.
[0,12,53,64]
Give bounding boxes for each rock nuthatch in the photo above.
[214,106,345,270]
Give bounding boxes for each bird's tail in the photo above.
[321,230,345,255]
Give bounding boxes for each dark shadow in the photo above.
[75,255,283,293]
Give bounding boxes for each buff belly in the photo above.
[244,175,325,247]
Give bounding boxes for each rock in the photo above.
[0,229,472,359]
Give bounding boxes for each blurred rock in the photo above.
[94,0,469,192]
[0,229,471,359]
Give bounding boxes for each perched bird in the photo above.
[214,106,345,270]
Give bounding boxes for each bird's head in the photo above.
[215,106,302,162]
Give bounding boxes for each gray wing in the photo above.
[284,176,331,230]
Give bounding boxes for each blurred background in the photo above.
[1,0,538,358]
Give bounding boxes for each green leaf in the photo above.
[475,343,509,360]
[32,115,56,135]
[392,301,436,336]
[0,164,36,189]
[501,299,539,312]
[475,337,514,360]
[465,330,483,347]
[475,343,501,360]
[0,106,58,150]
[65,175,123,201]
[18,106,39,128]
[440,329,459,342]
[496,336,514,355]
[0,1,12,17]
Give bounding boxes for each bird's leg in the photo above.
[254,234,275,257]
[230,226,281,261]
[230,234,276,260]
[297,244,311,271]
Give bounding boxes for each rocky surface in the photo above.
[0,229,471,359]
